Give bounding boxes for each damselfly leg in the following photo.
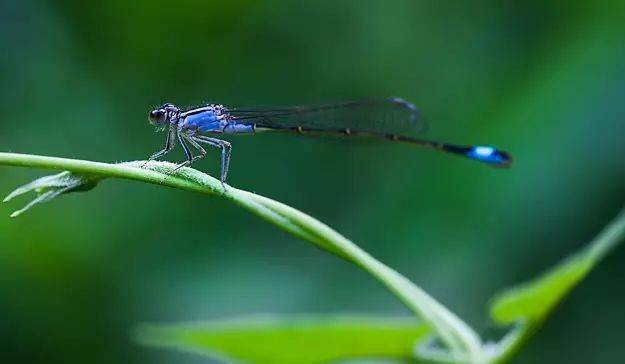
[143,128,176,167]
[166,133,232,183]
[170,133,196,173]
[170,134,211,171]
[192,135,232,183]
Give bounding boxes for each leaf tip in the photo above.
[3,190,20,203]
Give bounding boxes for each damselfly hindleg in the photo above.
[192,135,232,183]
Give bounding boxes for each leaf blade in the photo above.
[135,315,430,364]
[490,208,625,325]
[488,208,625,362]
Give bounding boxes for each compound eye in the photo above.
[149,109,166,124]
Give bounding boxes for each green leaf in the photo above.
[3,171,101,217]
[490,253,593,325]
[490,208,625,324]
[135,315,429,364]
[487,208,625,362]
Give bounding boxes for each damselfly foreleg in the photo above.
[143,127,176,167]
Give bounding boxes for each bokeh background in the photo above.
[1,1,624,363]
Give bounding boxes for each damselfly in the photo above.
[145,97,511,182]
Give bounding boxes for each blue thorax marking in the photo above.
[179,106,254,134]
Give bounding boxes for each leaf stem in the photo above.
[0,152,483,361]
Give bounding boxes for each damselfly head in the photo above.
[148,103,179,127]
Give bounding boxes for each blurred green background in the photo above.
[1,1,624,363]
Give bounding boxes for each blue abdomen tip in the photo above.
[466,145,512,166]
